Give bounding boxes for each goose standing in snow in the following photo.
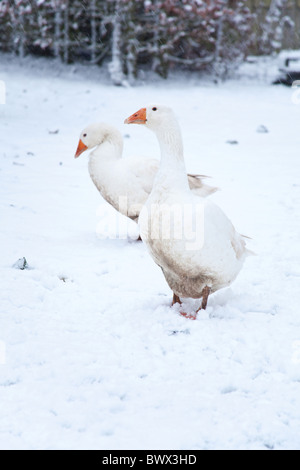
[124,105,251,319]
[74,123,217,224]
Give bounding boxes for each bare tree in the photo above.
[108,0,125,86]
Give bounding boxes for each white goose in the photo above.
[75,123,217,224]
[125,105,251,319]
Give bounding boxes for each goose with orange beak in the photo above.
[124,105,252,319]
[74,121,218,232]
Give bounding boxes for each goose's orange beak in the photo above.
[124,108,147,125]
[74,139,88,158]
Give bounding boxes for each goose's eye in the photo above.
[83,133,87,137]
[152,107,157,111]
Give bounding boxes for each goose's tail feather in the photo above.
[187,174,219,198]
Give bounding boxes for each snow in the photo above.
[1,54,300,450]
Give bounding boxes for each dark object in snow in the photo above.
[226,140,239,145]
[13,257,28,270]
[48,129,59,135]
[169,329,191,336]
[257,125,269,134]
[58,275,73,283]
[273,55,300,86]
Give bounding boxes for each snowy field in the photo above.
[1,55,300,450]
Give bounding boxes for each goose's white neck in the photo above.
[90,125,123,162]
[153,119,189,191]
[88,125,123,193]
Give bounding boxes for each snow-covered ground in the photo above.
[1,55,300,450]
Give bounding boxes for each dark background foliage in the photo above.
[0,0,299,83]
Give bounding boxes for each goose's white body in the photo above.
[75,123,217,222]
[139,193,247,298]
[88,126,158,222]
[125,106,250,305]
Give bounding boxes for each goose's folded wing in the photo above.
[125,156,159,195]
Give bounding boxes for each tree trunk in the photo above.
[63,0,69,63]
[126,41,136,84]
[18,8,25,58]
[90,0,97,63]
[54,7,61,59]
[108,0,125,86]
[214,0,228,79]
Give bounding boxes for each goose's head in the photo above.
[75,124,102,158]
[124,105,176,132]
[74,123,123,158]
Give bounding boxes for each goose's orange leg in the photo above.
[196,286,211,313]
[173,286,211,320]
[172,293,182,306]
[172,293,197,320]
